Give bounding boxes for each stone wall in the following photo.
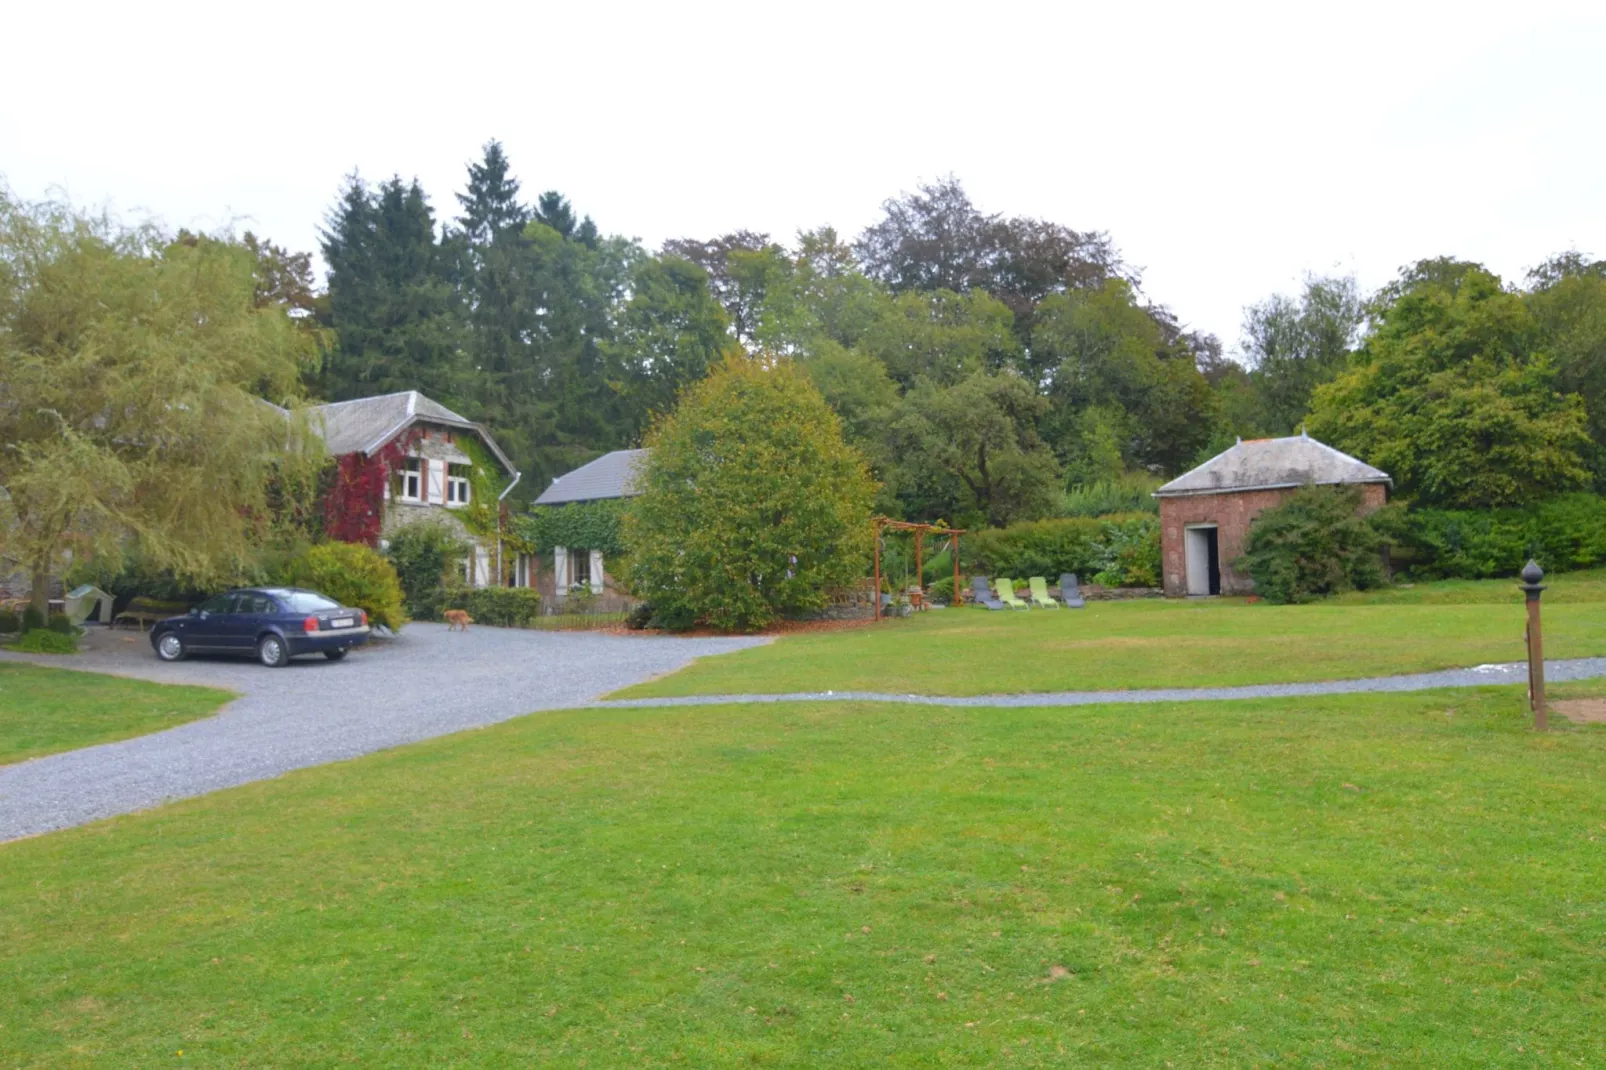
[1159,482,1387,597]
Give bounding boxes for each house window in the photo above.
[446,464,472,507]
[400,458,422,502]
[570,548,591,589]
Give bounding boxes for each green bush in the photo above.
[22,605,45,632]
[1393,493,1606,579]
[1236,485,1387,604]
[1058,473,1161,518]
[8,628,78,654]
[963,514,1161,587]
[625,355,876,633]
[445,586,542,628]
[47,612,75,635]
[286,542,407,631]
[385,522,466,621]
[0,609,19,633]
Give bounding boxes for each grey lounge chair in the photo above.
[971,576,1006,611]
[1060,573,1086,609]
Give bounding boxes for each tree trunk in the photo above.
[30,565,51,619]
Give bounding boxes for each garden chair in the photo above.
[1027,576,1060,609]
[1059,573,1086,609]
[971,576,1005,611]
[994,577,1029,610]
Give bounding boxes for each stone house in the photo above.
[532,449,646,610]
[1154,433,1390,597]
[308,391,520,588]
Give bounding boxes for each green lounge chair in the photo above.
[994,577,1028,610]
[1028,576,1060,609]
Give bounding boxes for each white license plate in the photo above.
[330,617,355,629]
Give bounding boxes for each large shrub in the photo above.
[1236,485,1386,604]
[963,514,1160,587]
[0,609,20,633]
[445,586,542,628]
[285,542,407,631]
[1393,492,1606,579]
[385,521,465,621]
[624,355,877,633]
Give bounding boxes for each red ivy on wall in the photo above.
[322,430,419,546]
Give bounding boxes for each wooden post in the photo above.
[872,522,882,623]
[1520,560,1547,729]
[952,533,961,607]
[914,530,924,610]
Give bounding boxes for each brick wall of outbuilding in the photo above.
[1159,483,1387,597]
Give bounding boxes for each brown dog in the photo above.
[444,609,473,631]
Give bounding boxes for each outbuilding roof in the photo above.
[1154,433,1391,498]
[535,449,648,505]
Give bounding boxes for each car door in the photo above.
[220,592,273,651]
[187,593,239,650]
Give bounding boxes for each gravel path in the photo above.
[592,657,1606,709]
[4,631,1602,842]
[0,624,764,841]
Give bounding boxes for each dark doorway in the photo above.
[1204,527,1220,595]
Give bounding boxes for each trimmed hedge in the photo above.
[963,514,1160,588]
[0,609,19,633]
[446,586,543,628]
[1394,493,1606,579]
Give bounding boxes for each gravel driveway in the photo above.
[0,624,764,841]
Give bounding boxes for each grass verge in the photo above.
[0,662,233,765]
[612,592,1606,699]
[3,686,1603,1065]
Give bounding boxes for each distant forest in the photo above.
[278,140,1606,526]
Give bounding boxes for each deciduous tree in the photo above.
[623,355,875,632]
[0,191,325,613]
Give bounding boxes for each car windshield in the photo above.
[278,591,342,613]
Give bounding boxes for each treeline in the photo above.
[303,141,1606,525]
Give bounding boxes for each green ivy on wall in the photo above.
[451,433,512,540]
[513,499,626,554]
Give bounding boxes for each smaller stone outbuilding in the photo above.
[532,449,647,610]
[1154,433,1391,597]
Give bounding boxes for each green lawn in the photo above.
[0,662,233,765]
[615,570,1606,699]
[3,684,1603,1065]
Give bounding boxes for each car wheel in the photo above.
[257,634,288,668]
[323,648,348,662]
[155,632,186,662]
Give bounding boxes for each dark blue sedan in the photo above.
[150,587,371,667]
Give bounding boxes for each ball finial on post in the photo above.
[1519,559,1547,730]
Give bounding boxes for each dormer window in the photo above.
[400,457,422,502]
[446,464,471,507]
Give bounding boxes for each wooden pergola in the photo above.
[871,517,966,622]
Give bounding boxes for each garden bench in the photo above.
[113,597,189,631]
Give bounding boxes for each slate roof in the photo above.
[304,391,516,476]
[535,449,648,505]
[1154,433,1390,498]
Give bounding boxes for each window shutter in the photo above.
[426,458,445,504]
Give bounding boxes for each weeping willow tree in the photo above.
[0,189,326,613]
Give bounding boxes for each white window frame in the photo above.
[446,464,472,508]
[399,457,422,502]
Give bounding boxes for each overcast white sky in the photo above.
[5,1,1603,350]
